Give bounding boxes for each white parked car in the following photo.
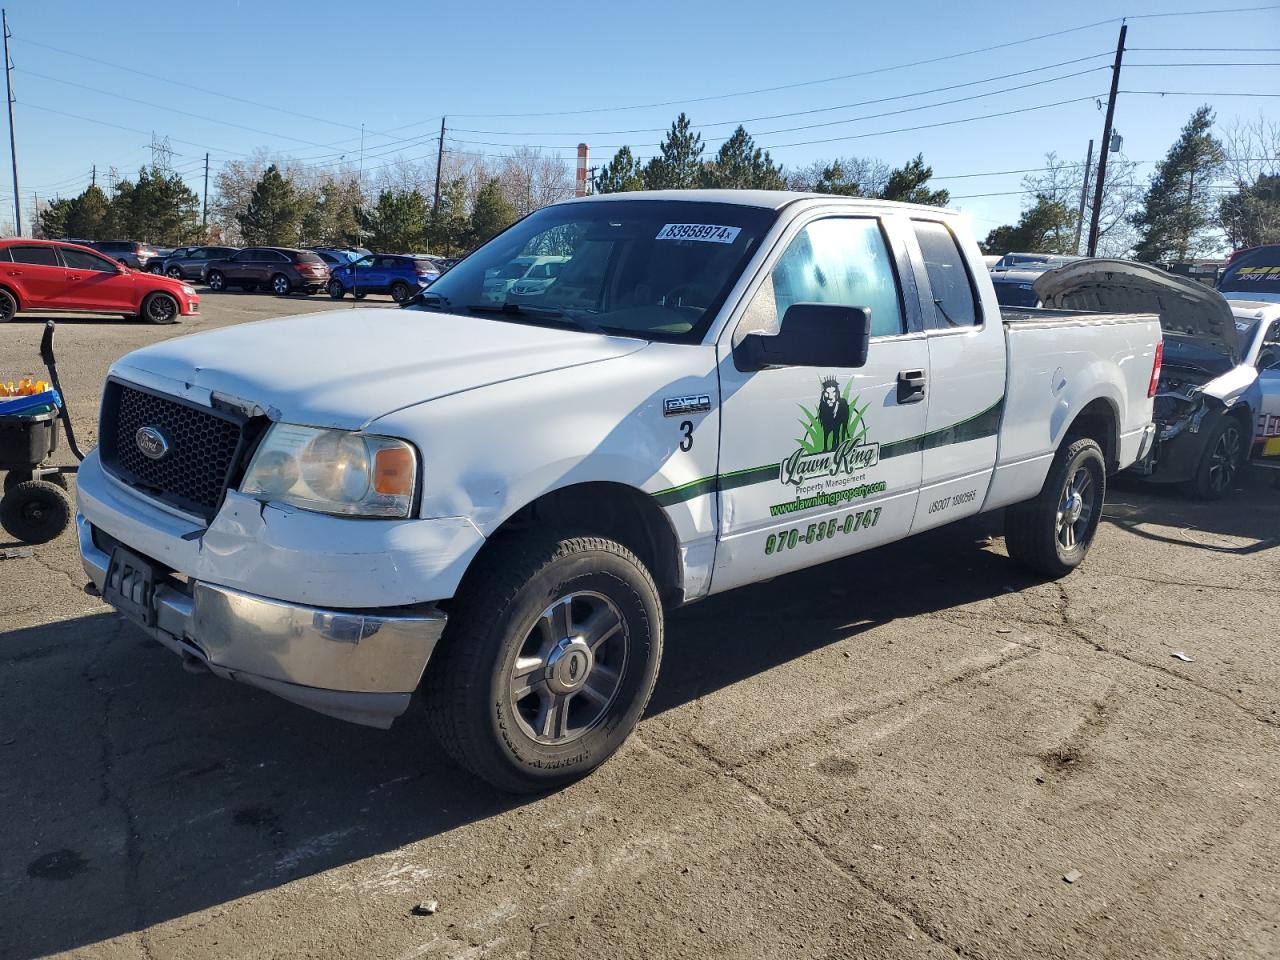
[77,191,1160,791]
[481,255,569,303]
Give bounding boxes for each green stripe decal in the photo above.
[650,395,1005,507]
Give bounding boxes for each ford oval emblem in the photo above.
[135,426,170,460]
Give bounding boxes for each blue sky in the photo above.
[2,0,1277,235]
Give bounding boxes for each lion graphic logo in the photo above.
[817,377,851,452]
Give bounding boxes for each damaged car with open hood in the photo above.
[1035,259,1280,498]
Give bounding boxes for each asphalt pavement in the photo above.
[1,291,1278,960]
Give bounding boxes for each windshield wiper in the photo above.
[463,303,603,334]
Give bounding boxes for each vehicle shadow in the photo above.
[1105,470,1279,555]
[2,513,1023,958]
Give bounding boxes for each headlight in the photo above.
[240,423,417,518]
[182,285,197,296]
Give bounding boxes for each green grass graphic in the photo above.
[795,377,868,453]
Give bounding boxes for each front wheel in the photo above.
[327,279,345,299]
[423,532,663,793]
[166,265,183,279]
[142,291,179,325]
[1189,416,1245,500]
[1005,437,1106,578]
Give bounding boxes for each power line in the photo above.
[451,53,1112,137]
[1129,46,1280,51]
[1120,89,1280,96]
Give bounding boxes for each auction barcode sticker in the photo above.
[655,223,742,244]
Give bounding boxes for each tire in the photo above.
[328,279,346,299]
[1189,416,1245,500]
[390,281,411,303]
[353,291,367,301]
[4,470,67,494]
[1005,437,1106,578]
[423,532,663,793]
[148,263,164,274]
[207,271,226,292]
[1,479,72,545]
[141,292,179,325]
[271,274,292,296]
[166,265,184,279]
[0,287,16,322]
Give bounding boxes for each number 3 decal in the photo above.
[679,420,694,451]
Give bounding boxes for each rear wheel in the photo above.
[1005,437,1106,578]
[142,292,179,325]
[353,291,367,300]
[423,532,663,793]
[1189,416,1245,500]
[328,278,345,299]
[0,479,72,545]
[0,287,16,322]
[390,281,411,303]
[271,274,292,296]
[207,271,226,292]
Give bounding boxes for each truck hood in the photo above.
[1035,259,1241,366]
[111,307,647,430]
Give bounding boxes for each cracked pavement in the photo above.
[3,294,1279,959]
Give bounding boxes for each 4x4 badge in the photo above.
[135,426,170,460]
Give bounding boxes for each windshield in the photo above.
[409,199,777,342]
[1219,247,1280,297]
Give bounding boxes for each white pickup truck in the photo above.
[77,191,1161,791]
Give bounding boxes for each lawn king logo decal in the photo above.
[779,376,880,487]
[768,376,887,516]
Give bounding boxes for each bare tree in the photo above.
[1219,113,1280,190]
[1022,150,1142,257]
[786,155,891,195]
[497,146,574,217]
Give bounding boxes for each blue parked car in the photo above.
[326,254,439,302]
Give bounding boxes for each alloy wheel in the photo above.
[508,591,627,744]
[273,276,290,295]
[1208,425,1242,494]
[147,295,177,323]
[1055,465,1095,551]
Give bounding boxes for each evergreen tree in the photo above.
[470,178,517,244]
[238,164,304,246]
[1131,106,1225,262]
[878,154,949,206]
[301,176,364,246]
[643,113,704,190]
[1219,174,1280,250]
[813,161,863,196]
[981,196,1078,255]
[64,184,109,239]
[361,189,429,251]
[37,198,72,238]
[427,177,473,255]
[700,126,786,190]
[593,146,645,194]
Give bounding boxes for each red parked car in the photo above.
[0,239,200,324]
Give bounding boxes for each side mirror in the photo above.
[735,303,871,372]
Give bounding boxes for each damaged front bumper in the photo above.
[79,514,446,727]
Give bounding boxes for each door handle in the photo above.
[67,275,82,281]
[897,369,926,403]
[6,270,21,276]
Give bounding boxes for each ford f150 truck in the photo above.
[76,192,1161,792]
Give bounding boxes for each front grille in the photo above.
[99,380,250,520]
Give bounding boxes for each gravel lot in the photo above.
[1,291,1278,960]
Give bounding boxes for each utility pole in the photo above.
[201,152,209,233]
[1087,22,1126,257]
[91,163,96,187]
[355,122,365,246]
[1073,139,1094,255]
[433,116,446,211]
[3,10,21,237]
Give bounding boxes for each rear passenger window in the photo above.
[10,246,59,266]
[749,217,905,339]
[913,221,981,329]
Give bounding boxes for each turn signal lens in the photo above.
[373,446,416,496]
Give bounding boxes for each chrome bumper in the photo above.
[78,514,446,728]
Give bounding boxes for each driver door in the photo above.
[711,213,930,593]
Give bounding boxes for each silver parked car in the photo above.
[161,246,239,282]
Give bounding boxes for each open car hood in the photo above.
[1034,259,1240,365]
